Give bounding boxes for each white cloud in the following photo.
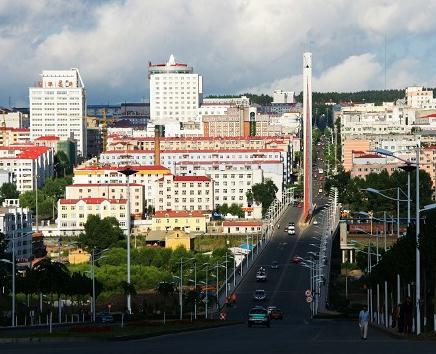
[0,0,436,105]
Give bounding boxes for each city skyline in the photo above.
[1,0,436,106]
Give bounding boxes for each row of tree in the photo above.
[325,169,433,217]
[367,210,436,332]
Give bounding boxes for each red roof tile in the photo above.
[35,135,60,141]
[16,146,50,160]
[223,220,263,227]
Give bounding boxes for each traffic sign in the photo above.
[305,289,312,297]
[306,296,313,303]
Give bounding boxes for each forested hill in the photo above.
[207,88,436,106]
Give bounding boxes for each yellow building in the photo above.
[68,248,91,264]
[58,198,128,236]
[152,210,207,233]
[165,229,194,250]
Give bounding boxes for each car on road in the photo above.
[270,261,279,269]
[248,306,270,327]
[253,289,267,301]
[288,228,295,235]
[296,203,302,208]
[313,219,319,225]
[269,308,284,320]
[291,256,302,264]
[96,312,114,323]
[256,267,267,282]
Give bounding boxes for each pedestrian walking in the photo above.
[359,305,369,340]
[392,304,400,328]
[403,297,413,335]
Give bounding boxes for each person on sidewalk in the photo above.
[392,304,400,328]
[403,297,413,335]
[359,305,369,340]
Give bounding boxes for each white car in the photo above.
[253,289,267,301]
[313,219,319,225]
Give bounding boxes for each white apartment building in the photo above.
[273,90,295,104]
[149,55,203,129]
[196,168,262,208]
[155,174,213,212]
[57,198,129,236]
[0,199,33,261]
[340,104,409,140]
[65,183,144,217]
[30,68,87,157]
[0,145,53,191]
[175,160,283,201]
[73,165,170,208]
[406,86,435,108]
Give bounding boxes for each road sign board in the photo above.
[306,296,313,303]
[305,289,312,297]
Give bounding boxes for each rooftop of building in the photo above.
[102,148,284,154]
[0,145,50,160]
[35,135,60,141]
[67,183,143,187]
[223,220,263,227]
[108,135,296,142]
[75,165,170,172]
[154,210,205,218]
[158,175,211,182]
[59,198,127,205]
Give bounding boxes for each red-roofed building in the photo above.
[151,209,207,233]
[57,198,129,236]
[0,145,54,191]
[155,174,214,212]
[73,165,170,209]
[223,220,263,234]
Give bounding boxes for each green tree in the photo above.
[79,215,125,251]
[0,182,19,203]
[54,151,73,177]
[41,177,71,200]
[228,203,244,218]
[251,179,278,216]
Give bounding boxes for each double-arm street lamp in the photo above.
[118,167,138,315]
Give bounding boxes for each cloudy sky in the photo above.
[1,0,436,106]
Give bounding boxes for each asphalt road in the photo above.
[2,205,436,353]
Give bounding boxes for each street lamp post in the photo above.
[0,242,15,327]
[118,167,138,315]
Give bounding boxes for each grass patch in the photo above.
[0,320,242,341]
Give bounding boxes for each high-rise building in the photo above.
[148,55,203,134]
[29,68,87,157]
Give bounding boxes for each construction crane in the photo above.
[87,108,114,152]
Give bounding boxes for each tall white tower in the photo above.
[303,52,313,219]
[29,68,87,157]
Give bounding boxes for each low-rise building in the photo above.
[0,128,30,146]
[151,210,207,233]
[65,183,144,218]
[155,174,213,212]
[165,229,195,250]
[0,199,33,262]
[57,198,128,236]
[68,248,91,264]
[222,220,263,234]
[420,145,436,201]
